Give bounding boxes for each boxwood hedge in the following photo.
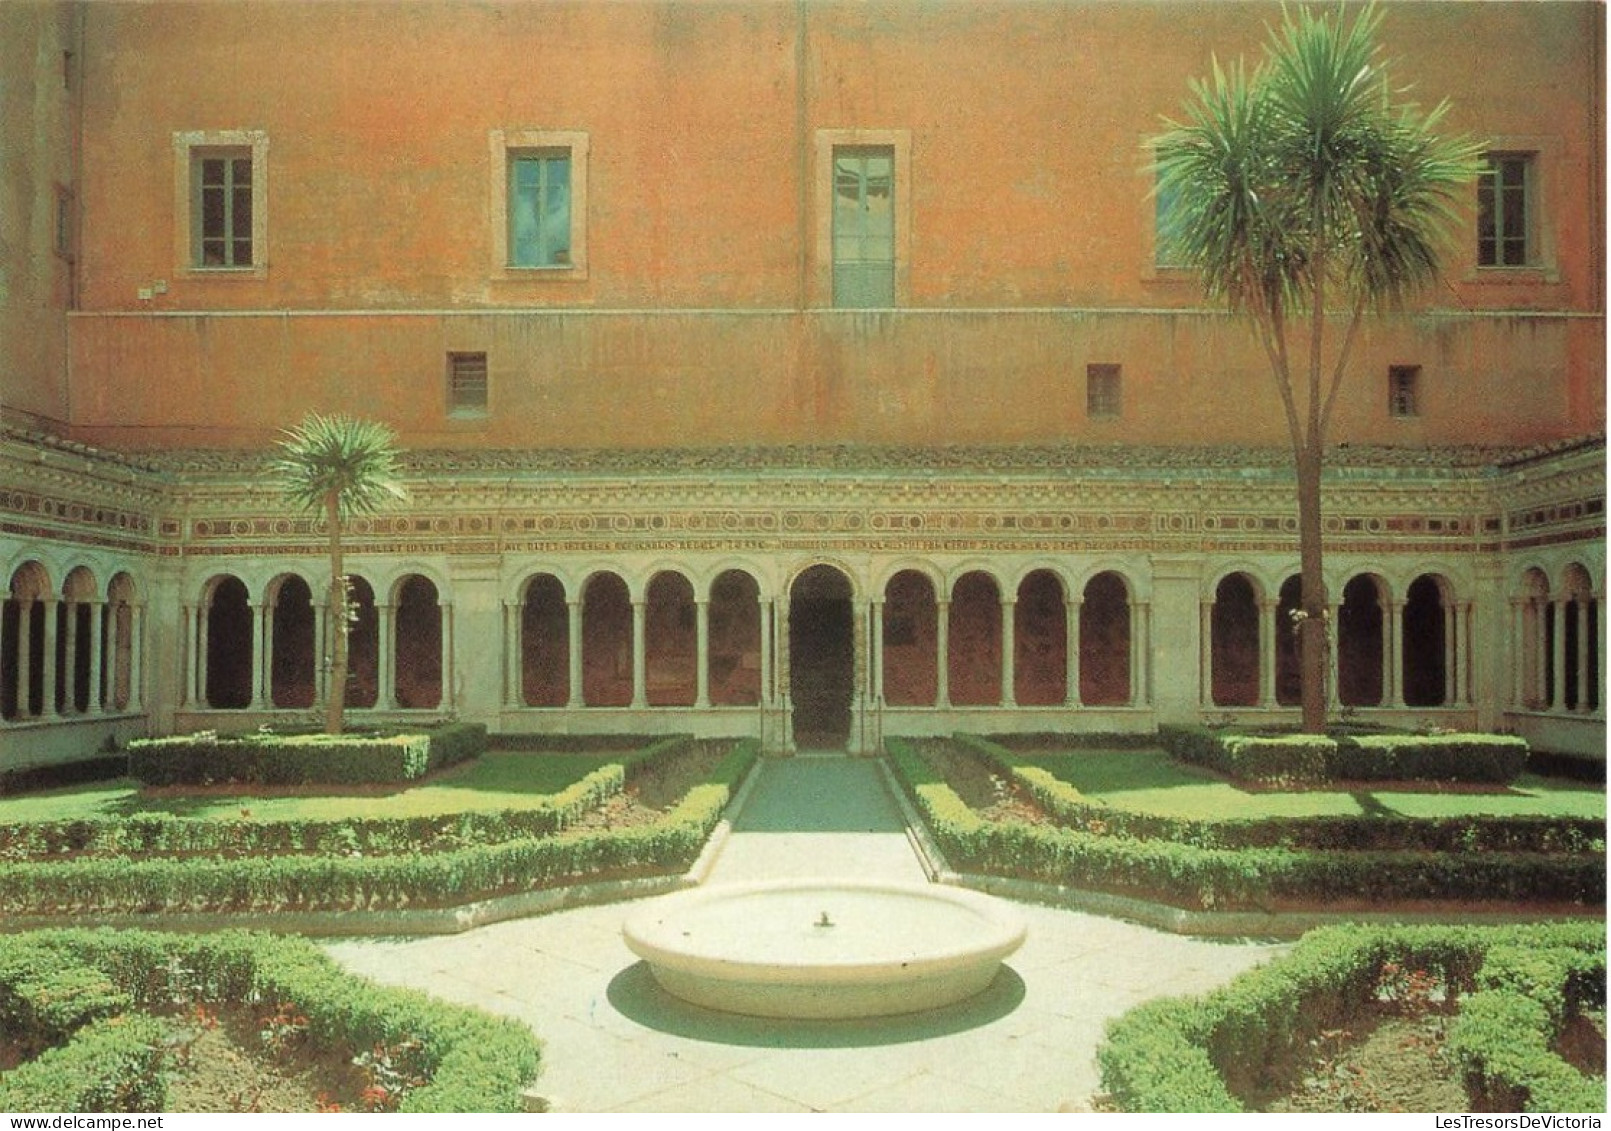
[1159,724,1529,786]
[1097,921,1605,1113]
[128,722,488,787]
[0,929,543,1113]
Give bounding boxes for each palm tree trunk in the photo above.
[325,490,346,735]
[1297,440,1329,733]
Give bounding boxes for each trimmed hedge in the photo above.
[128,722,488,787]
[1449,945,1608,1112]
[957,734,1604,854]
[887,739,1603,910]
[1097,922,1605,1113]
[0,739,759,916]
[0,929,543,1113]
[1160,724,1529,786]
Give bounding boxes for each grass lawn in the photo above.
[1018,747,1607,822]
[0,750,627,824]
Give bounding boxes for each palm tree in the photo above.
[1153,4,1481,733]
[273,413,407,734]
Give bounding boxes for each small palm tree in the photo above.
[1153,4,1481,732]
[273,414,407,734]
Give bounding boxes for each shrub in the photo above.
[886,739,1603,911]
[0,1014,169,1113]
[1159,724,1529,786]
[127,723,488,787]
[0,929,542,1113]
[1098,922,1605,1113]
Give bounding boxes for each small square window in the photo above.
[1087,364,1122,419]
[1478,153,1533,268]
[448,352,489,417]
[1388,365,1420,418]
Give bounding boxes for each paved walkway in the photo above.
[324,756,1287,1112]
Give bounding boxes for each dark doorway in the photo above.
[790,565,854,748]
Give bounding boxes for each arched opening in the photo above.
[709,570,761,706]
[205,576,253,709]
[394,575,442,709]
[646,571,697,706]
[1080,571,1131,707]
[582,572,632,707]
[62,567,99,714]
[1562,564,1599,713]
[107,572,138,711]
[521,574,569,707]
[345,575,379,708]
[883,570,937,707]
[1275,575,1303,706]
[1402,575,1449,707]
[949,571,1001,706]
[790,564,853,747]
[1338,575,1385,707]
[271,575,316,708]
[1212,573,1260,707]
[2,562,52,720]
[1015,570,1067,706]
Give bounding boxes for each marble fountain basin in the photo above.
[621,879,1027,1020]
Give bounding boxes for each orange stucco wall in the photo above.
[59,0,1606,451]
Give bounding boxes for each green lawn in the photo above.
[1019,748,1607,822]
[0,751,625,824]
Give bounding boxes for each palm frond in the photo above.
[272,413,408,521]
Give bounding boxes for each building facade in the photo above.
[1,0,1604,766]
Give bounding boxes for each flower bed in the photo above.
[0,929,542,1113]
[0,739,758,917]
[1096,922,1605,1113]
[886,738,1603,911]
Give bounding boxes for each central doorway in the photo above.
[789,565,854,749]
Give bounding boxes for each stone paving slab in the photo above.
[322,756,1290,1112]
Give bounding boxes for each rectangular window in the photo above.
[193,150,254,267]
[447,352,489,417]
[1087,364,1122,419]
[508,151,572,268]
[832,145,895,308]
[1388,365,1420,418]
[1154,172,1187,268]
[1478,154,1531,267]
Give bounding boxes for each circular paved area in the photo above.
[323,756,1289,1112]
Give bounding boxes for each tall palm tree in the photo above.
[1153,4,1480,733]
[273,414,407,734]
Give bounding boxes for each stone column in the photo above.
[935,598,951,709]
[1451,601,1471,708]
[39,598,58,719]
[567,599,585,708]
[870,598,885,705]
[1550,598,1568,712]
[1064,598,1082,708]
[1258,599,1278,708]
[312,603,328,705]
[439,601,455,708]
[999,596,1016,708]
[694,598,711,709]
[1387,599,1405,709]
[1533,599,1550,709]
[1508,599,1526,707]
[1574,598,1591,713]
[1326,601,1342,709]
[503,600,520,707]
[376,603,397,709]
[14,599,33,717]
[1198,599,1214,708]
[631,599,647,708]
[1127,600,1144,707]
[88,600,106,714]
[1597,593,1607,718]
[60,598,79,715]
[196,602,212,709]
[252,602,272,710]
[759,597,774,706]
[129,604,146,713]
